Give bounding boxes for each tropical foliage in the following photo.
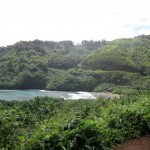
[0,40,104,90]
[80,35,150,74]
[0,93,150,149]
[0,36,149,93]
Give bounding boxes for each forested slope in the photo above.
[0,36,149,93]
[80,35,150,75]
[0,40,104,89]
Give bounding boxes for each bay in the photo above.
[0,90,119,101]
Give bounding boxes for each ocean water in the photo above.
[0,90,119,101]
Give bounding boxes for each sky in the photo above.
[0,0,150,46]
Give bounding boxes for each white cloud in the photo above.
[0,0,150,46]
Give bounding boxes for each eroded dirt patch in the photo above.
[113,136,150,150]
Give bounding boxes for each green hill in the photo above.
[0,36,149,93]
[80,35,150,75]
[0,40,104,89]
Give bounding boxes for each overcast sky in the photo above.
[0,0,150,46]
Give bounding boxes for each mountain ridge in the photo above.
[80,35,150,75]
[0,35,149,93]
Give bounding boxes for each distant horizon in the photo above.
[1,33,149,47]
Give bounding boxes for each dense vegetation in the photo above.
[0,40,105,90]
[0,35,150,149]
[0,93,149,149]
[0,35,149,93]
[80,35,150,75]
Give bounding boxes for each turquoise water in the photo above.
[0,90,119,101]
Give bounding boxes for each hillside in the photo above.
[0,36,149,93]
[80,35,150,75]
[0,40,104,89]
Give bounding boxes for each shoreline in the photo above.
[0,90,120,101]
